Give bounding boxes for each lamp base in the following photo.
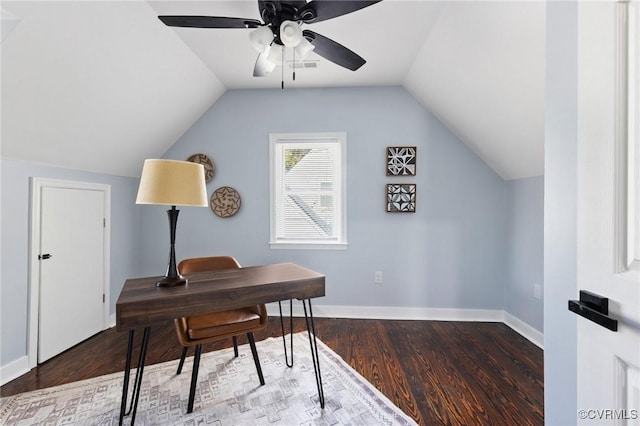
[156,275,187,287]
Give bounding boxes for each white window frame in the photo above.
[269,132,348,250]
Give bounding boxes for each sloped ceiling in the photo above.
[404,1,545,180]
[1,1,545,179]
[1,1,225,177]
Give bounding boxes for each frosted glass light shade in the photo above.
[280,20,302,47]
[267,44,283,64]
[136,159,208,207]
[294,37,315,60]
[254,45,277,76]
[249,26,274,53]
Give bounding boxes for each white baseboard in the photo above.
[502,311,544,348]
[267,302,503,322]
[109,313,116,328]
[1,356,30,386]
[266,303,542,348]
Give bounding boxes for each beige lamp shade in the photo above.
[136,159,208,207]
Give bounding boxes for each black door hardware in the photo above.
[568,290,618,331]
[38,253,52,260]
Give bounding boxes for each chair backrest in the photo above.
[178,256,241,275]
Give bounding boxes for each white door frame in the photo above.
[28,178,111,368]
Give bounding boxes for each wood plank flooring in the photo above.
[1,318,544,425]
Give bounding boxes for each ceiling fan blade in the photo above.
[303,30,365,71]
[297,1,382,23]
[253,50,276,77]
[158,16,262,29]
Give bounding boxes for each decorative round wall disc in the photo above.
[210,186,241,218]
[187,153,215,183]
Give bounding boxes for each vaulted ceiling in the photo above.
[1,1,545,180]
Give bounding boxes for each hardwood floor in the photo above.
[1,318,544,425]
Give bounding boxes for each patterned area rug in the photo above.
[0,332,417,425]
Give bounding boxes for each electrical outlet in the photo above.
[374,271,383,284]
[534,284,542,300]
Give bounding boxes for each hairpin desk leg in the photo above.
[279,300,294,367]
[119,330,135,425]
[130,327,150,424]
[302,299,325,408]
[118,327,151,426]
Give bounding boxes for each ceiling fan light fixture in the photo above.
[159,0,384,80]
[253,44,277,77]
[249,26,273,53]
[267,43,283,64]
[279,20,302,47]
[294,37,315,60]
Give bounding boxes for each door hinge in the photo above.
[102,293,105,303]
[103,218,106,228]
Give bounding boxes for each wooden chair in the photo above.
[175,256,267,413]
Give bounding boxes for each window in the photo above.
[269,132,347,249]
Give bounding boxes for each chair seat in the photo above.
[175,256,267,414]
[187,308,261,340]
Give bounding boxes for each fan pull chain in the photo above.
[281,48,285,90]
[293,48,296,81]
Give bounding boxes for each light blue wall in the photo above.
[140,87,508,310]
[0,158,141,365]
[504,176,544,332]
[1,86,546,378]
[544,2,578,424]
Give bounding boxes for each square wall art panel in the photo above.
[386,184,416,213]
[386,146,417,176]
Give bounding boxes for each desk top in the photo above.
[116,262,325,331]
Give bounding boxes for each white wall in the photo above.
[544,2,579,424]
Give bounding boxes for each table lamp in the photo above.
[136,159,208,287]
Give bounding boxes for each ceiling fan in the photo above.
[158,1,382,78]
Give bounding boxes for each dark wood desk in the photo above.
[116,262,326,425]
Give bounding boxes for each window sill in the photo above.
[269,241,349,250]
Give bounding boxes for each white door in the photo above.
[37,185,107,362]
[577,1,640,424]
